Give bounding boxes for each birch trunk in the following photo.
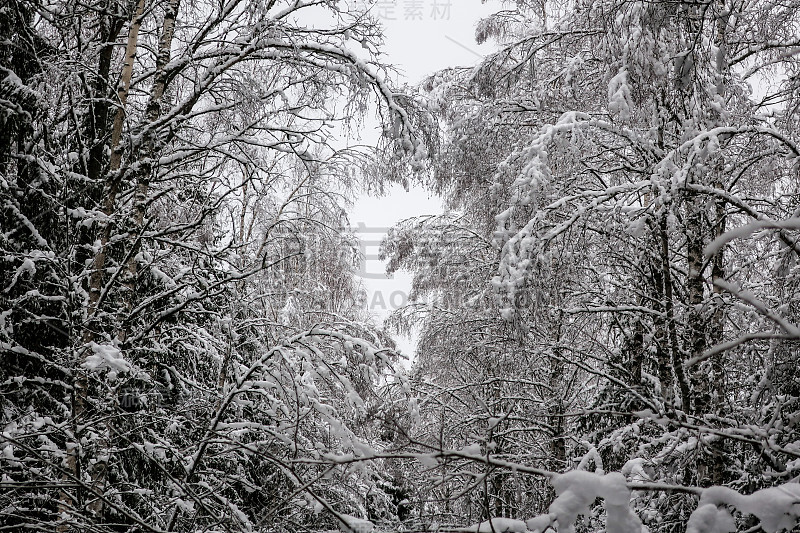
[118,0,180,344]
[81,0,148,520]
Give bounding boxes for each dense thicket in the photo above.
[5,0,800,532]
[383,0,800,531]
[0,1,420,531]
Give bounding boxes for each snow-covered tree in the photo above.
[0,0,418,531]
[383,0,800,531]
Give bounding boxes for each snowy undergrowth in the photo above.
[461,469,800,533]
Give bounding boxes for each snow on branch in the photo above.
[711,278,800,338]
[705,218,800,257]
[457,468,800,533]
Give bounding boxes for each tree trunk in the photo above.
[545,319,566,510]
[60,3,125,528]
[657,211,690,412]
[117,0,180,345]
[686,190,708,417]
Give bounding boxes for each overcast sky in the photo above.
[348,1,504,357]
[377,0,503,83]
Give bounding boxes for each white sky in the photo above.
[376,0,504,84]
[348,0,504,358]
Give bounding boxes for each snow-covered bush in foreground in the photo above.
[463,469,800,533]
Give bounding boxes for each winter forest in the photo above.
[4,0,800,531]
